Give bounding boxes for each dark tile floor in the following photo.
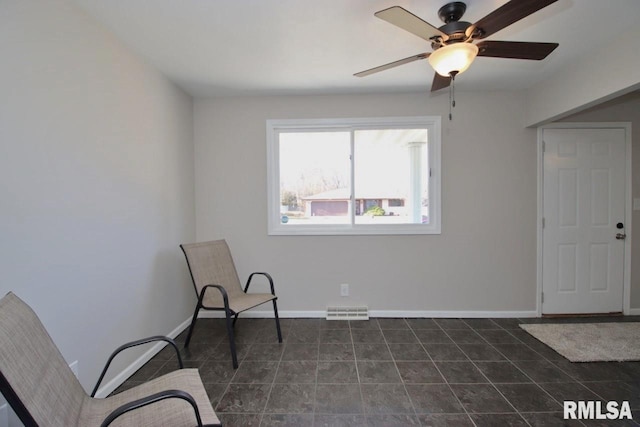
[116,316,640,426]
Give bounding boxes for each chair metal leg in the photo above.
[232,313,239,328]
[184,305,200,348]
[224,309,239,369]
[272,299,283,343]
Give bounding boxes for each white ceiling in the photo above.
[72,0,640,98]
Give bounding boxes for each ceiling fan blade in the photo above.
[354,53,430,77]
[476,40,559,60]
[430,73,451,92]
[375,6,448,42]
[468,0,558,40]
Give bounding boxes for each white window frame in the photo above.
[267,116,441,235]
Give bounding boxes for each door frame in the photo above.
[536,122,632,316]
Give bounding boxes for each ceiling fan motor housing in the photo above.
[438,1,467,23]
[437,22,472,39]
[433,2,472,49]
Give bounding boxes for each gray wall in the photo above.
[525,26,640,127]
[0,0,196,397]
[194,91,539,314]
[560,92,640,308]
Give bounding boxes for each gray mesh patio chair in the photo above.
[180,239,282,369]
[0,292,220,427]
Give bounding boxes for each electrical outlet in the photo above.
[340,283,349,297]
[69,360,79,378]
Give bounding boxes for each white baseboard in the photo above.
[371,310,538,318]
[198,309,539,319]
[627,308,640,316]
[197,310,325,318]
[94,317,192,398]
[0,403,7,427]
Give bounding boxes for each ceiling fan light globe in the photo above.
[428,43,479,77]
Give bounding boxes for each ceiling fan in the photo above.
[355,0,560,93]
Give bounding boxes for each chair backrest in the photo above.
[0,292,86,427]
[180,240,245,305]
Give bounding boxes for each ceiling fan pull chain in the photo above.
[452,74,456,108]
[449,73,456,120]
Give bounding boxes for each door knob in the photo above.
[616,233,626,240]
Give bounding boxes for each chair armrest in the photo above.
[244,272,276,295]
[200,284,232,311]
[91,336,183,397]
[100,389,220,427]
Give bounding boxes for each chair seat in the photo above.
[203,291,276,314]
[81,369,220,427]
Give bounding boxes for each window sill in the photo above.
[268,224,441,236]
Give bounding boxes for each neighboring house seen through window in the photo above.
[267,116,441,235]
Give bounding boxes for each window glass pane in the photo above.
[267,117,440,235]
[279,132,351,225]
[354,129,429,224]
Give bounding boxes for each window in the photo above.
[267,116,441,235]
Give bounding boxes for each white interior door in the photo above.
[542,127,626,314]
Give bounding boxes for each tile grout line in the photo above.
[198,328,242,421]
[466,322,552,427]
[411,319,478,427]
[381,318,421,424]
[350,319,367,421]
[436,319,526,426]
[310,326,321,427]
[256,322,289,426]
